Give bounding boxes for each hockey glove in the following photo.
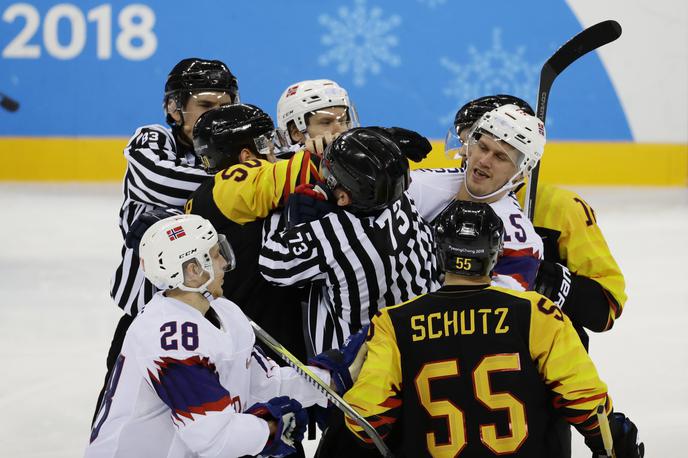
[309,325,369,394]
[381,126,432,163]
[587,412,645,458]
[246,396,308,458]
[125,207,183,257]
[534,261,572,308]
[285,183,337,229]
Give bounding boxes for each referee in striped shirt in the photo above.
[94,58,239,421]
[259,127,441,356]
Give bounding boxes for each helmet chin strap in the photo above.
[462,170,524,201]
[176,269,216,299]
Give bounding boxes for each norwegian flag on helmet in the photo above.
[286,85,299,97]
[167,226,186,241]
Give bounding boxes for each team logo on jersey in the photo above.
[538,122,545,136]
[167,226,186,241]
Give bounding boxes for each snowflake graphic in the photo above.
[439,28,540,125]
[318,0,402,87]
[417,0,446,8]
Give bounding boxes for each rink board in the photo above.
[0,138,686,185]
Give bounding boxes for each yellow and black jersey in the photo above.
[344,284,612,457]
[517,184,626,331]
[185,150,321,224]
[183,151,320,362]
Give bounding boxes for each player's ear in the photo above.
[181,259,202,285]
[288,121,305,144]
[239,148,256,163]
[334,187,352,207]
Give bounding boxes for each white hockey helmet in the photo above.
[276,79,359,146]
[139,214,235,294]
[464,104,546,200]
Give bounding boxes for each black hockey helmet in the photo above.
[454,94,534,134]
[321,127,410,214]
[433,200,504,277]
[165,58,239,101]
[193,104,275,173]
[164,58,239,128]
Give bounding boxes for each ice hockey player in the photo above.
[185,103,321,366]
[95,57,239,423]
[275,79,359,158]
[450,94,627,348]
[87,214,365,458]
[343,200,645,458]
[408,104,545,291]
[275,78,432,164]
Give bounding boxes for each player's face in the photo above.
[465,134,520,197]
[181,91,233,142]
[306,106,350,139]
[206,243,228,298]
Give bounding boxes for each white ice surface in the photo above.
[0,183,685,457]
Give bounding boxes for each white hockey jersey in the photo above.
[408,168,543,290]
[86,293,329,458]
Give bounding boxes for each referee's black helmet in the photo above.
[165,58,239,102]
[433,200,504,277]
[321,127,410,214]
[164,58,239,128]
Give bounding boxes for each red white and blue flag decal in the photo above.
[167,226,186,241]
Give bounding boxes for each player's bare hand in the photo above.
[305,132,339,158]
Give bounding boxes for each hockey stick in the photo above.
[250,320,394,458]
[524,20,622,220]
[596,405,616,458]
[0,92,20,112]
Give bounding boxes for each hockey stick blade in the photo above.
[526,20,622,220]
[250,320,395,458]
[537,20,622,122]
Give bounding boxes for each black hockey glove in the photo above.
[285,183,337,229]
[246,396,308,458]
[125,207,183,257]
[534,260,572,308]
[370,126,432,162]
[588,412,644,458]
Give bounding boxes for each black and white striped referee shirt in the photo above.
[259,194,441,354]
[110,124,210,316]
